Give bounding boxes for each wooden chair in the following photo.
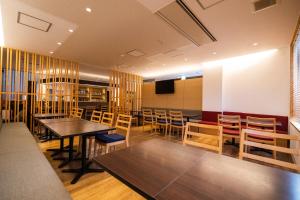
[183,122,223,154]
[142,109,155,133]
[155,110,168,135]
[87,111,103,158]
[94,114,131,154]
[218,114,241,146]
[75,108,84,119]
[246,116,276,157]
[169,110,185,140]
[69,108,76,118]
[239,129,300,172]
[90,110,102,123]
[101,112,114,127]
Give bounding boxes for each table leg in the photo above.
[62,135,104,184]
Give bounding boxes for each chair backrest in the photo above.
[218,114,241,132]
[239,129,300,172]
[90,110,102,123]
[184,122,223,154]
[101,112,114,127]
[143,109,153,121]
[155,110,167,121]
[169,110,183,123]
[246,116,276,132]
[115,114,132,138]
[70,108,76,118]
[101,105,108,112]
[75,108,84,119]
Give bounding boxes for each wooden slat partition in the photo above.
[109,70,142,116]
[0,47,79,130]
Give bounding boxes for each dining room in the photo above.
[0,0,300,200]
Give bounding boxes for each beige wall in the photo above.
[142,78,202,110]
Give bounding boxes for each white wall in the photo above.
[202,66,223,111]
[202,47,290,116]
[222,47,290,116]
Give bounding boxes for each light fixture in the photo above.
[253,42,258,46]
[120,54,125,57]
[85,7,92,13]
[49,51,54,54]
[68,29,74,33]
[162,64,166,66]
[57,42,62,45]
[181,75,186,80]
[184,58,188,62]
[212,52,217,55]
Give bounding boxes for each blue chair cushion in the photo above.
[144,117,153,122]
[95,133,125,143]
[171,121,184,126]
[157,119,167,124]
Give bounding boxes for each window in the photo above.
[291,18,300,122]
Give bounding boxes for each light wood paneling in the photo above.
[142,77,202,110]
[0,47,79,130]
[109,71,143,115]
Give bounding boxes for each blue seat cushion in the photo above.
[157,119,167,124]
[95,133,125,143]
[171,121,184,126]
[144,117,153,122]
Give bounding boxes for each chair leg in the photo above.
[93,141,98,157]
[165,125,168,136]
[105,145,109,154]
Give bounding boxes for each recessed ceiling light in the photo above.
[162,64,166,66]
[49,51,54,54]
[253,42,258,46]
[212,52,217,55]
[57,42,62,45]
[127,49,145,57]
[68,29,74,33]
[86,7,92,13]
[184,58,188,62]
[120,54,125,57]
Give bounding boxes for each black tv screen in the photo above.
[155,80,174,94]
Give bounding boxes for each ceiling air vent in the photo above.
[156,0,216,47]
[253,0,277,12]
[17,12,52,32]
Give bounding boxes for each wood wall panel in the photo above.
[0,47,79,130]
[142,77,202,110]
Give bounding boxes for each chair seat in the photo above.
[95,133,125,143]
[157,119,167,124]
[171,121,185,126]
[223,128,240,136]
[247,133,274,141]
[144,117,153,122]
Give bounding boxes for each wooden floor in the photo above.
[38,125,295,200]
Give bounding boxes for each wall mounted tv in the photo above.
[155,79,175,94]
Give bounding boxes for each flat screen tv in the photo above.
[155,79,174,94]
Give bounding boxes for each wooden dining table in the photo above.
[40,118,115,184]
[94,139,300,200]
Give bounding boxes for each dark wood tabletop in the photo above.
[33,113,68,119]
[40,119,114,138]
[94,139,300,200]
[38,117,81,124]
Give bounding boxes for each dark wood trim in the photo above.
[79,79,109,86]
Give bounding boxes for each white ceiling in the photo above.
[1,0,300,80]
